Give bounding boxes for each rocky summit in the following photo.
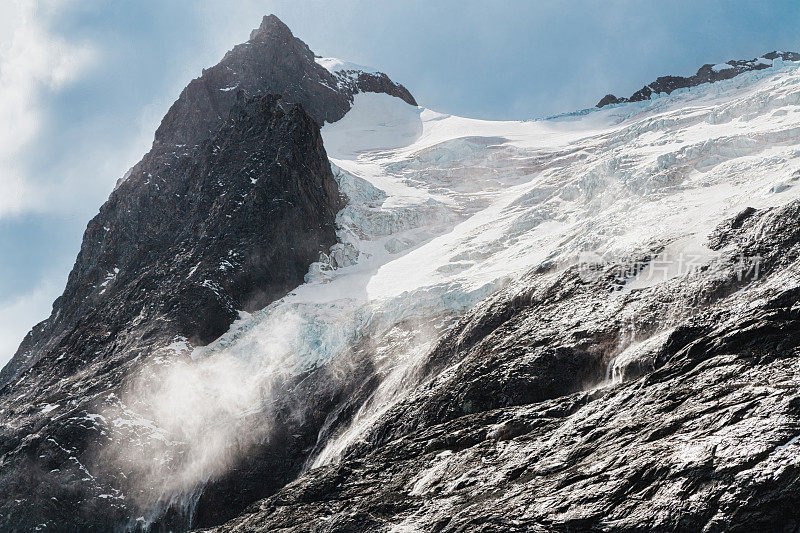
[154,15,415,148]
[3,12,800,533]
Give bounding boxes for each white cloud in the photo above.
[0,0,98,217]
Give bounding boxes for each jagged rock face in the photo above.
[206,200,800,533]
[3,93,342,385]
[154,15,415,148]
[597,51,800,107]
[0,93,342,531]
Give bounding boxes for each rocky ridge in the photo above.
[597,50,800,107]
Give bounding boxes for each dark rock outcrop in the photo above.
[2,11,416,392]
[597,51,800,107]
[2,91,342,385]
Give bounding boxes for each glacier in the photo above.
[105,56,800,508]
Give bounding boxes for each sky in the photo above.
[0,0,798,365]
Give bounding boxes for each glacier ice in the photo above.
[106,58,800,498]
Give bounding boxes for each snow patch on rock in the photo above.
[315,56,379,75]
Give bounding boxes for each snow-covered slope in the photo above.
[326,57,800,308]
[200,56,800,533]
[207,56,800,343]
[137,57,800,482]
[46,53,799,530]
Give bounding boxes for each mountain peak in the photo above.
[153,14,415,148]
[249,14,293,42]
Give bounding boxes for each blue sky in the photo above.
[1,0,798,364]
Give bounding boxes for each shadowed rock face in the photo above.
[1,11,416,399]
[597,51,800,107]
[2,91,343,386]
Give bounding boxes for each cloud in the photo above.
[98,309,313,517]
[0,1,100,364]
[0,0,98,218]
